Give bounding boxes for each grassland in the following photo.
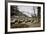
[11,16,41,28]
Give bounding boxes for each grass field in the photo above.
[11,16,41,28]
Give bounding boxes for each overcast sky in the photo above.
[17,5,38,17]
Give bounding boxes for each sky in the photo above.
[17,5,38,17]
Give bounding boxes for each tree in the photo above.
[37,7,41,17]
